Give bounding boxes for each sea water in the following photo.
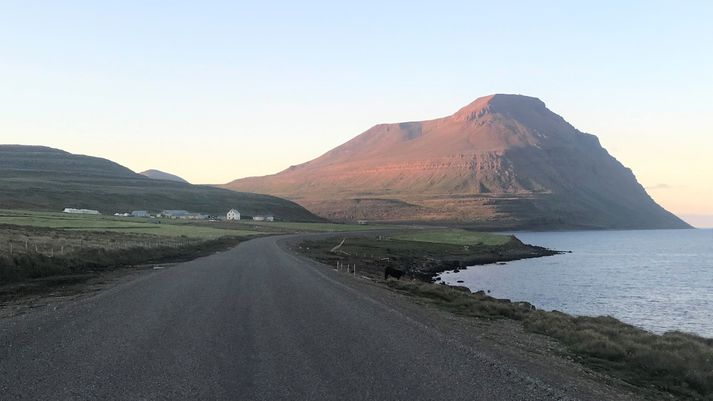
[438,229,713,337]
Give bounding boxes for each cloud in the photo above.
[646,183,673,190]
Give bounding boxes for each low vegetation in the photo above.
[0,210,260,238]
[386,280,713,400]
[236,221,398,233]
[0,210,396,286]
[392,229,510,246]
[299,232,556,280]
[0,210,276,286]
[0,225,250,284]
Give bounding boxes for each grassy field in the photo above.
[387,280,713,401]
[392,229,510,246]
[0,210,401,285]
[0,225,249,284]
[0,210,263,238]
[0,210,273,284]
[234,220,398,233]
[0,210,397,236]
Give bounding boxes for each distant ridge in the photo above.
[140,169,189,183]
[224,94,690,230]
[0,145,321,221]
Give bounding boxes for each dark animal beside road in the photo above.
[384,267,405,280]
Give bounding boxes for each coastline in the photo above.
[438,228,713,337]
[298,233,561,282]
[295,231,713,400]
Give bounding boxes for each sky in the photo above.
[1,1,711,224]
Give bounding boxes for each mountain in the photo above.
[140,169,189,183]
[0,145,321,221]
[224,94,689,229]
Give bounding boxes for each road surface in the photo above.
[0,235,625,400]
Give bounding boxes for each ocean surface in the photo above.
[438,229,713,337]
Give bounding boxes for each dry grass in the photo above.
[0,225,245,283]
[387,280,713,400]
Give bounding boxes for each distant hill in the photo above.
[0,145,321,221]
[140,169,189,183]
[225,94,689,230]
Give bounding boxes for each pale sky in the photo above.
[1,1,711,221]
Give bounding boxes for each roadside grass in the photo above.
[0,236,242,284]
[387,280,713,400]
[392,229,510,246]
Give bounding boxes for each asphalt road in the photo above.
[0,235,579,400]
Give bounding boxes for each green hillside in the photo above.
[0,145,322,222]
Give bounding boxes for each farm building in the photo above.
[252,215,274,222]
[63,208,100,215]
[227,209,240,221]
[131,210,150,217]
[159,210,190,219]
[185,213,209,220]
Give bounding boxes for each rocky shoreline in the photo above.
[297,233,561,284]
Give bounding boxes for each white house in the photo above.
[227,209,241,221]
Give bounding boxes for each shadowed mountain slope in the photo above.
[0,145,321,221]
[225,95,689,229]
[140,169,189,183]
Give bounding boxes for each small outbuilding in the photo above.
[227,209,241,221]
[63,208,100,215]
[160,210,190,219]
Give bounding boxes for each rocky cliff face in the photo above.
[224,94,689,229]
